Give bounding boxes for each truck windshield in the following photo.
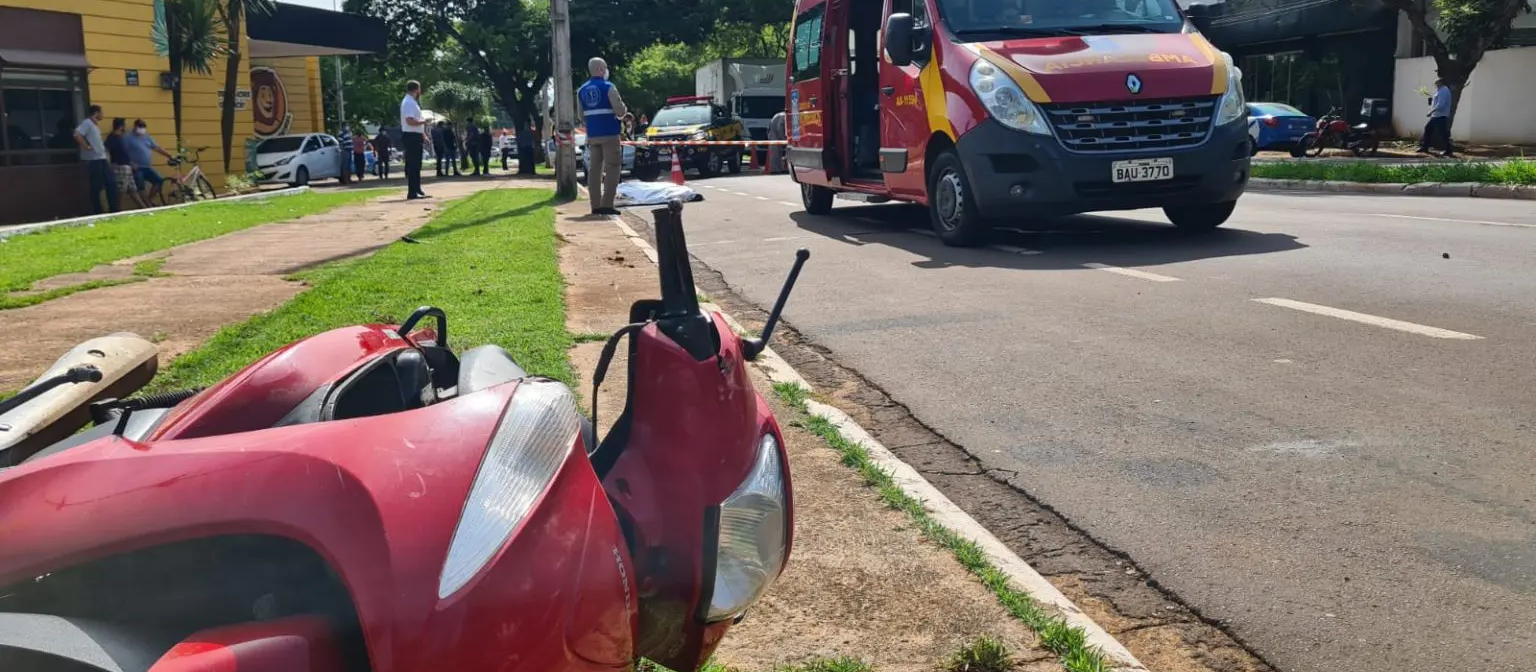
[736,96,786,119]
[651,105,713,127]
[938,0,1185,39]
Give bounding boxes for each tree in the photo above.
[613,43,705,118]
[352,0,717,173]
[1382,0,1532,123]
[215,0,275,173]
[151,0,222,143]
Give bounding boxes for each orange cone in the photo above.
[669,145,686,185]
[746,145,758,172]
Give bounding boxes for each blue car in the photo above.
[1246,102,1315,157]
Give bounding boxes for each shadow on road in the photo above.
[789,204,1307,271]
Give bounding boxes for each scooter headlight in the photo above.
[704,431,789,622]
[438,380,581,598]
[969,60,1051,135]
[1215,52,1247,126]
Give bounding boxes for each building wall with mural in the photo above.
[249,56,323,138]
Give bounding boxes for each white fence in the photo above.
[1394,47,1536,144]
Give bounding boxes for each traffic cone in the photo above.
[669,146,686,185]
[746,145,758,172]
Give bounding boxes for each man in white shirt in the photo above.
[74,104,119,214]
[400,80,428,199]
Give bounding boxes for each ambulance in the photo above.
[784,0,1250,246]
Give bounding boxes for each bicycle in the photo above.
[161,147,218,205]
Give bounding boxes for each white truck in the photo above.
[694,58,787,144]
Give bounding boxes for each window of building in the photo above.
[792,6,826,81]
[0,68,87,167]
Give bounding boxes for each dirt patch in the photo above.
[616,210,1277,672]
[1,177,526,392]
[559,204,1054,672]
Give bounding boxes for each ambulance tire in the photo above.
[1164,200,1236,231]
[927,151,988,247]
[802,183,835,215]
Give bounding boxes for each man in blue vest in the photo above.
[578,56,628,216]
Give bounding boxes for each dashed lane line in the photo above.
[1081,263,1181,282]
[1253,298,1483,340]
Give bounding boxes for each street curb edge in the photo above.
[1248,177,1536,200]
[606,212,1149,672]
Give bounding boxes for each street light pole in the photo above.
[333,1,345,127]
[550,0,577,199]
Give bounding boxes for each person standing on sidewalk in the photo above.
[74,105,118,214]
[578,57,628,216]
[105,118,148,209]
[400,80,428,199]
[1418,79,1456,158]
[351,130,368,182]
[373,129,393,179]
[337,123,354,185]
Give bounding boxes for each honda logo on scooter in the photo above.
[1126,73,1143,95]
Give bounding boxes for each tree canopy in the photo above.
[1382,0,1532,118]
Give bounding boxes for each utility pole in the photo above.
[334,56,346,126]
[550,0,577,199]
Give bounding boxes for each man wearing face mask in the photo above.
[578,56,628,216]
[124,119,176,205]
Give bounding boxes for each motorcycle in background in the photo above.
[0,201,808,672]
[1299,99,1393,158]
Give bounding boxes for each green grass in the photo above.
[146,189,568,393]
[776,657,874,672]
[1251,157,1536,185]
[0,189,387,294]
[772,381,1111,672]
[945,636,1014,672]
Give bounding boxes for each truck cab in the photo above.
[785,0,1251,246]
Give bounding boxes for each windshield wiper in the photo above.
[952,27,1069,39]
[1054,23,1169,35]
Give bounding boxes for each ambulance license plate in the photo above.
[1112,158,1174,183]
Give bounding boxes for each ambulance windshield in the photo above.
[939,0,1185,37]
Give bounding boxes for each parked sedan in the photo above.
[253,133,347,187]
[1246,102,1315,157]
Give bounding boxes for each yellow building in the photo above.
[0,0,383,225]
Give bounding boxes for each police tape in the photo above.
[621,140,790,147]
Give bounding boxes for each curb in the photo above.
[607,212,1148,672]
[1248,177,1536,200]
[0,187,312,242]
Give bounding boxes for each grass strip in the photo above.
[147,188,569,393]
[1251,157,1536,185]
[0,189,388,294]
[773,382,1111,672]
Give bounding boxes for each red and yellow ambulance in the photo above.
[784,0,1250,246]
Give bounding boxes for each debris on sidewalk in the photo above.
[558,202,1059,672]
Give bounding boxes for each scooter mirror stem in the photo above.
[743,248,811,361]
[0,365,102,417]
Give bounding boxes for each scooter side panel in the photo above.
[600,315,765,671]
[146,616,347,672]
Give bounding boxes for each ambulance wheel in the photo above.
[1164,200,1236,231]
[802,183,834,215]
[927,151,988,247]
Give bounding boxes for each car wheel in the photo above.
[700,152,722,178]
[801,182,834,214]
[1164,201,1236,231]
[926,150,988,247]
[634,165,662,182]
[294,166,310,187]
[728,152,742,174]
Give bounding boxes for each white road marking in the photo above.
[731,191,752,197]
[755,196,770,201]
[1371,213,1536,229]
[991,243,1043,256]
[761,235,821,243]
[689,239,738,247]
[779,201,799,207]
[1252,298,1483,340]
[1082,263,1181,282]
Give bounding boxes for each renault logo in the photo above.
[1126,73,1143,95]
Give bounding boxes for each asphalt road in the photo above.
[642,174,1536,672]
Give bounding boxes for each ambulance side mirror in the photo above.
[885,13,914,67]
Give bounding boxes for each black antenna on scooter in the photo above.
[742,248,810,362]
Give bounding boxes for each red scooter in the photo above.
[0,202,809,672]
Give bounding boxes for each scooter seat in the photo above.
[458,345,528,395]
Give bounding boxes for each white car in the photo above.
[544,134,636,174]
[254,133,348,187]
